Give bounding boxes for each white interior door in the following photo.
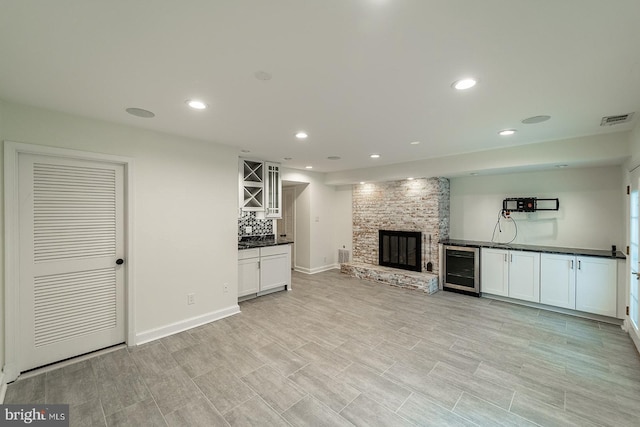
[629,168,640,336]
[18,153,125,371]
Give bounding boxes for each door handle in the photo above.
[116,258,125,265]
[570,260,574,270]
[633,271,640,280]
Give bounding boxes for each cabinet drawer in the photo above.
[238,248,260,260]
[260,245,289,257]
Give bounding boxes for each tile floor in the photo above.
[4,270,640,426]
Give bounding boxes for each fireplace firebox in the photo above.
[379,230,422,272]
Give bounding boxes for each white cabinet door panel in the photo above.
[576,256,617,317]
[260,254,289,291]
[481,248,509,296]
[508,251,540,303]
[540,253,576,309]
[238,257,260,297]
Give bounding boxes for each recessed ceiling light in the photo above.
[305,165,313,169]
[410,141,421,145]
[186,100,207,110]
[327,156,341,160]
[359,182,366,185]
[555,164,569,168]
[370,154,381,159]
[498,129,517,136]
[283,157,293,161]
[470,172,479,176]
[125,107,155,118]
[452,78,477,90]
[407,177,414,180]
[295,132,308,139]
[522,115,551,124]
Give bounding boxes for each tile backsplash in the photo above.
[238,211,274,238]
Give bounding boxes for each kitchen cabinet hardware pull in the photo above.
[571,260,574,269]
[578,260,581,270]
[504,254,507,262]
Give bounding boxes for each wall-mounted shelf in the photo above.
[502,197,559,212]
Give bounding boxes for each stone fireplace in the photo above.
[341,177,449,293]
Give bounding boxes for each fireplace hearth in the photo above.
[379,230,422,272]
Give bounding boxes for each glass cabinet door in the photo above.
[265,162,281,218]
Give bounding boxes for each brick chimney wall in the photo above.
[352,178,450,275]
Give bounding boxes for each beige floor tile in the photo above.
[241,365,307,413]
[340,394,414,427]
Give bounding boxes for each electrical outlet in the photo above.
[223,283,229,293]
[187,293,195,305]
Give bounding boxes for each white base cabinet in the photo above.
[540,254,617,317]
[508,251,540,302]
[480,248,540,303]
[480,248,509,296]
[238,245,291,298]
[576,256,617,317]
[238,259,260,297]
[540,253,576,309]
[260,245,290,292]
[238,249,260,298]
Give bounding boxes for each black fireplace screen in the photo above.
[379,230,422,272]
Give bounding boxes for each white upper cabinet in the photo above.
[239,159,264,212]
[264,162,282,219]
[239,159,281,218]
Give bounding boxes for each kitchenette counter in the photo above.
[238,235,293,250]
[440,239,626,260]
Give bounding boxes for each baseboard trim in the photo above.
[294,264,340,275]
[135,305,240,345]
[482,294,623,325]
[0,371,6,403]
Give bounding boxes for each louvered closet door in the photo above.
[18,154,125,371]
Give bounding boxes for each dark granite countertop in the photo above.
[440,239,626,260]
[238,234,293,250]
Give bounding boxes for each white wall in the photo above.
[0,101,5,372]
[450,166,624,250]
[630,122,640,170]
[0,101,239,354]
[281,169,352,273]
[333,185,353,261]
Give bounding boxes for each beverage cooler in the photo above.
[442,245,480,296]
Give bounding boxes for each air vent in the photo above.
[600,112,634,126]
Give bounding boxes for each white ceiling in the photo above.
[1,0,639,173]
